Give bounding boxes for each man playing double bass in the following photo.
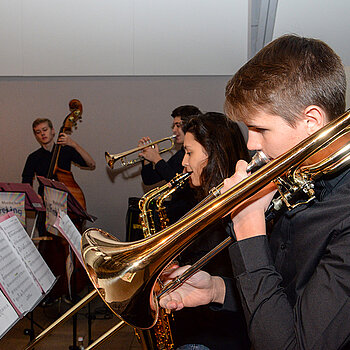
[22,117,95,304]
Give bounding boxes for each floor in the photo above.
[0,288,143,350]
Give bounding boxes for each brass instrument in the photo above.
[81,109,350,330]
[105,135,176,169]
[137,172,190,349]
[155,173,190,230]
[139,172,191,237]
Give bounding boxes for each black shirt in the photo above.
[22,145,87,185]
[141,148,185,185]
[173,220,250,350]
[225,168,350,350]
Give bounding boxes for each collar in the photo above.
[41,142,56,153]
[314,166,350,200]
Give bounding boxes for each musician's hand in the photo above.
[138,136,151,148]
[138,136,162,164]
[222,160,276,240]
[159,265,225,311]
[57,133,76,147]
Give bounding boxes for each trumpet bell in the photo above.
[105,152,115,169]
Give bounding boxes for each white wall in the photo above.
[0,0,248,76]
[274,0,350,65]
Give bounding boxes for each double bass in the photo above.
[39,99,88,301]
[47,99,86,209]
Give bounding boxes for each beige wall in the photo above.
[2,69,350,239]
[0,75,230,239]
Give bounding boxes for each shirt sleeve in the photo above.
[228,234,350,350]
[22,154,35,185]
[141,149,184,185]
[65,146,88,168]
[210,277,241,312]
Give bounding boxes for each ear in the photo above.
[302,105,327,135]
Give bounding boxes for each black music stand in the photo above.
[37,176,95,349]
[37,176,95,223]
[0,182,45,212]
[0,182,46,239]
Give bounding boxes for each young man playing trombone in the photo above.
[160,35,350,350]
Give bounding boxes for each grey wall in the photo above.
[0,75,230,238]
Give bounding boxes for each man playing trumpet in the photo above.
[139,105,201,185]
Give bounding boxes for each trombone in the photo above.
[105,135,176,169]
[82,109,350,330]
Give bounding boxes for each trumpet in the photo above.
[105,135,176,169]
[82,109,350,330]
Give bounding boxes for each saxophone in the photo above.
[136,172,191,349]
[139,172,191,236]
[156,182,182,230]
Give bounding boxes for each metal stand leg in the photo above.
[24,310,45,343]
[23,311,35,341]
[88,292,93,344]
[69,249,79,350]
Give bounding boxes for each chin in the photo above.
[190,177,200,187]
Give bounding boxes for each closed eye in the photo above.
[249,127,268,133]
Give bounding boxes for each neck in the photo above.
[42,140,55,152]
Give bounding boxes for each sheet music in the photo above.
[54,210,84,267]
[0,213,55,293]
[0,226,42,315]
[0,290,19,339]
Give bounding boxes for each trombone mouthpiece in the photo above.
[246,151,270,173]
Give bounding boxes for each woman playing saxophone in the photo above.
[169,112,250,350]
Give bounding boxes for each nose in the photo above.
[182,153,188,167]
[247,130,262,151]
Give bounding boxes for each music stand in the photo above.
[0,182,45,212]
[37,176,96,349]
[0,182,46,239]
[37,176,95,223]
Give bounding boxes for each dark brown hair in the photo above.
[171,105,202,124]
[183,112,250,199]
[225,35,346,126]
